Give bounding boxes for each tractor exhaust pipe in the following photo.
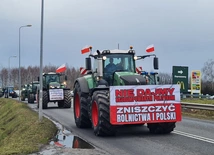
[97,58,103,77]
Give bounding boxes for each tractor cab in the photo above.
[140,71,160,85]
[101,53,136,85]
[86,47,159,86]
[43,72,61,89]
[42,72,67,89]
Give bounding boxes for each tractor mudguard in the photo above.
[74,77,89,93]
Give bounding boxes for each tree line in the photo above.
[0,59,213,94]
[0,64,81,90]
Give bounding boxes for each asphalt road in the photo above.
[22,100,214,155]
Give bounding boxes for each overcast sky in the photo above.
[0,0,214,74]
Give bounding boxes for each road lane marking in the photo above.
[173,130,214,144]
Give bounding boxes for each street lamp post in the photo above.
[19,25,32,101]
[39,0,44,121]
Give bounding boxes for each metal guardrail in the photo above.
[181,102,214,111]
[181,94,212,99]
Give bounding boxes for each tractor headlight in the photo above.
[103,56,107,60]
[50,85,55,89]
[96,76,102,81]
[134,56,138,60]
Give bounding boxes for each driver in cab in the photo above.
[105,57,117,73]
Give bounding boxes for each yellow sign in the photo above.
[190,70,201,94]
[177,81,185,90]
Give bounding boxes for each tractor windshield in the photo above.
[46,74,60,84]
[32,82,39,91]
[103,54,135,74]
[103,54,135,85]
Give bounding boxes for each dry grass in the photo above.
[182,109,214,121]
[0,98,58,155]
[181,98,214,120]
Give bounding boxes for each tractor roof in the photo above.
[43,72,59,75]
[31,81,39,83]
[92,49,135,56]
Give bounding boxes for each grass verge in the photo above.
[181,98,214,120]
[182,109,214,121]
[0,98,58,155]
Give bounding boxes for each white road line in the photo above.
[173,130,214,144]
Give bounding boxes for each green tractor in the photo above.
[140,71,159,85]
[73,47,181,136]
[27,81,39,103]
[36,72,71,109]
[21,84,31,101]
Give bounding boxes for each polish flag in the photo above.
[146,44,155,53]
[56,64,66,73]
[81,46,91,54]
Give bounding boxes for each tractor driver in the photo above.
[48,76,56,83]
[105,57,117,73]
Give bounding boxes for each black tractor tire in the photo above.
[42,90,48,109]
[58,101,64,108]
[73,82,91,128]
[36,91,39,108]
[28,94,34,103]
[21,95,25,101]
[63,90,71,108]
[147,122,176,134]
[91,91,116,136]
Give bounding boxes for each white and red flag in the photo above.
[56,64,66,73]
[80,67,87,75]
[146,44,155,53]
[81,46,91,54]
[136,67,142,74]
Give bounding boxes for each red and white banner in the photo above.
[56,64,66,73]
[80,67,87,75]
[146,44,155,53]
[109,85,181,125]
[81,46,91,54]
[136,67,142,74]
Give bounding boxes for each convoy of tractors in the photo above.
[3,46,182,137]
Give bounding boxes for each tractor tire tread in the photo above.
[42,91,48,109]
[63,90,71,108]
[73,83,91,128]
[91,91,116,136]
[147,122,176,134]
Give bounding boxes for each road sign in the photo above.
[191,70,201,94]
[172,66,188,93]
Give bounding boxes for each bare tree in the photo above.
[1,68,8,87]
[158,72,172,84]
[11,68,19,89]
[202,59,214,82]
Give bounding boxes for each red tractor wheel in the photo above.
[92,101,98,127]
[74,93,80,118]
